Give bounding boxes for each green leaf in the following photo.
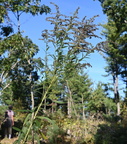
[37,116,55,124]
[13,127,21,132]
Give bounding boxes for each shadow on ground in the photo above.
[95,122,127,144]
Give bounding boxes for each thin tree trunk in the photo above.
[113,74,120,116]
[17,11,20,33]
[117,102,120,116]
[67,95,71,118]
[71,96,78,118]
[31,83,34,144]
[66,80,78,118]
[28,59,34,144]
[30,74,34,144]
[82,95,85,120]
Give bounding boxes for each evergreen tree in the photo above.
[88,82,116,115]
[67,72,93,119]
[97,0,127,115]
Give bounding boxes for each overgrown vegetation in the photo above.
[0,0,127,143]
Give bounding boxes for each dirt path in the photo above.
[0,137,18,144]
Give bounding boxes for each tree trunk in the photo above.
[28,59,34,144]
[31,83,34,144]
[66,80,78,118]
[117,102,120,116]
[67,95,72,118]
[82,95,85,120]
[66,80,72,118]
[113,74,120,116]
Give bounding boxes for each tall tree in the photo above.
[0,0,50,106]
[101,20,122,115]
[97,0,127,115]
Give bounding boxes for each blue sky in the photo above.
[10,0,113,85]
